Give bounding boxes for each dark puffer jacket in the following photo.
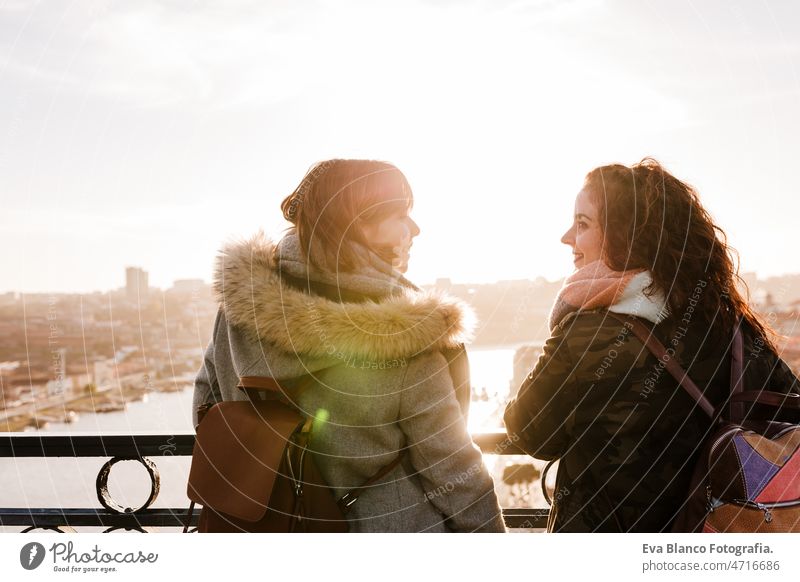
[504,309,800,532]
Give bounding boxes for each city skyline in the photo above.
[5,261,800,298]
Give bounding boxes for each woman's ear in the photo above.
[358,218,376,244]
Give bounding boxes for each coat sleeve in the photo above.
[191,309,223,427]
[398,351,506,533]
[768,356,800,392]
[503,321,579,461]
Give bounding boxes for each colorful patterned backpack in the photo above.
[608,313,800,532]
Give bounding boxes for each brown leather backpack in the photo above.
[185,375,405,532]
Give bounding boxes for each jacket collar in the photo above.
[212,230,475,362]
[607,271,669,324]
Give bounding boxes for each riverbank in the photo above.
[0,382,190,432]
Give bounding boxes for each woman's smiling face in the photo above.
[360,208,420,273]
[560,188,605,269]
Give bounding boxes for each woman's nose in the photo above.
[561,225,575,247]
[409,218,421,238]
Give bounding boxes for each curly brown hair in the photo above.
[584,157,774,348]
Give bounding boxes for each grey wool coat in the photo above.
[192,230,506,533]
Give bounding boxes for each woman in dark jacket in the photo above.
[194,159,505,532]
[504,158,799,532]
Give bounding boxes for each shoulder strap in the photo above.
[729,319,745,421]
[238,375,297,406]
[605,313,716,418]
[337,449,408,512]
[607,312,763,423]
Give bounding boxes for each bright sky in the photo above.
[2,0,798,293]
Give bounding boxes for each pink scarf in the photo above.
[548,261,645,331]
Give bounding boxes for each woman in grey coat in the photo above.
[192,159,505,533]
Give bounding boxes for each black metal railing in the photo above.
[0,432,548,531]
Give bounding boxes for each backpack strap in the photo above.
[714,390,800,418]
[337,450,408,512]
[729,320,745,421]
[606,313,716,418]
[238,375,297,406]
[606,313,795,424]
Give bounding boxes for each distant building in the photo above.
[126,267,149,303]
[47,347,68,396]
[93,358,116,391]
[751,287,769,308]
[171,279,206,295]
[434,278,452,291]
[738,272,757,294]
[0,291,18,305]
[46,376,73,395]
[113,346,138,363]
[0,361,20,375]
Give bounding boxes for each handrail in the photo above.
[0,432,547,531]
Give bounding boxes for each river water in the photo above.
[1,348,545,531]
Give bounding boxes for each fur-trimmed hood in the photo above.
[211,230,476,363]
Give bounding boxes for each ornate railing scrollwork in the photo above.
[96,456,161,515]
[0,432,547,531]
[20,525,76,533]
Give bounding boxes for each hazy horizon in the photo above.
[4,266,800,297]
[3,1,799,294]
